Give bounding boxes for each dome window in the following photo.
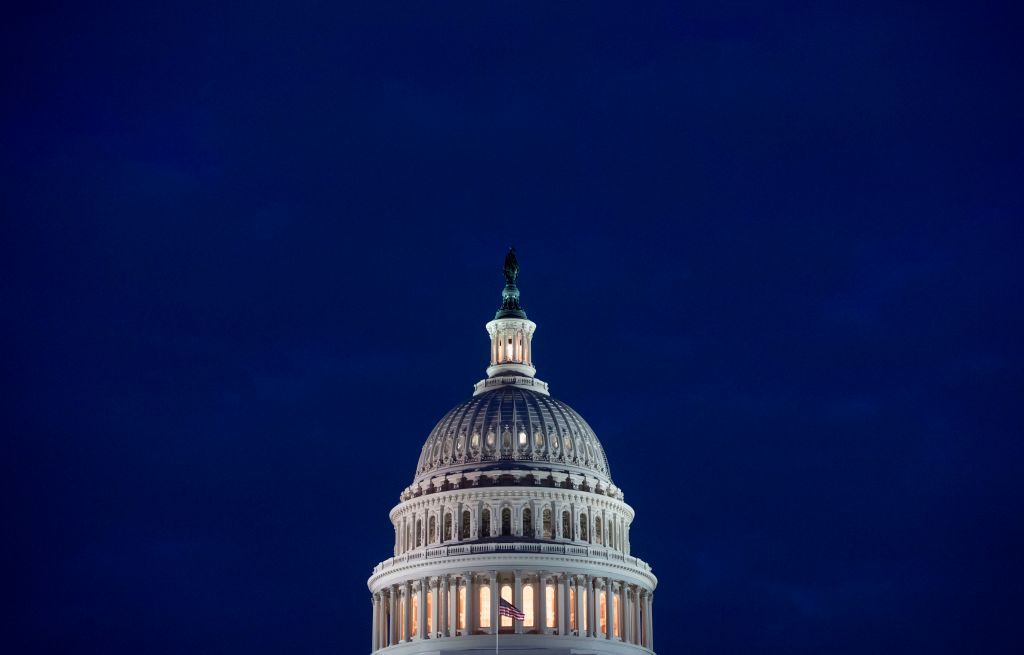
[518,429,528,449]
[564,434,574,453]
[485,429,496,451]
[471,432,480,450]
[456,434,466,452]
[533,430,544,451]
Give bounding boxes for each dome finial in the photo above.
[496,247,527,319]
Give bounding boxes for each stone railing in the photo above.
[372,542,653,576]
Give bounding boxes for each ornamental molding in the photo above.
[368,544,657,590]
[390,486,635,522]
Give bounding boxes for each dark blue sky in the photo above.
[4,2,1022,653]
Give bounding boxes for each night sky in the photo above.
[5,2,1023,654]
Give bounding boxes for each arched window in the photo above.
[613,592,620,637]
[411,593,419,636]
[458,585,466,630]
[595,517,602,543]
[500,584,513,628]
[522,508,533,537]
[582,589,588,632]
[523,583,535,628]
[416,520,422,547]
[569,587,576,632]
[542,508,553,539]
[461,510,471,539]
[480,509,491,539]
[479,586,491,628]
[562,511,571,540]
[580,514,589,541]
[428,515,437,544]
[399,592,406,640]
[501,508,512,536]
[443,513,452,541]
[545,584,556,629]
[426,590,433,634]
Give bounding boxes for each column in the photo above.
[388,586,397,645]
[604,578,613,640]
[513,570,523,634]
[442,577,450,638]
[445,575,455,637]
[633,587,642,645]
[371,593,379,652]
[574,576,585,637]
[646,592,654,650]
[403,583,412,642]
[587,576,597,638]
[430,578,440,639]
[418,579,427,639]
[465,573,475,635]
[489,572,499,635]
[555,574,567,636]
[537,572,548,634]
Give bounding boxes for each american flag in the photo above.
[498,598,525,620]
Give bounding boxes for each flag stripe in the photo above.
[499,598,526,619]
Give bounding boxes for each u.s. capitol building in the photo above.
[367,250,656,654]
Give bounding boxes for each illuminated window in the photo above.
[399,595,405,640]
[522,508,533,537]
[569,587,576,631]
[411,594,419,636]
[501,508,511,536]
[479,586,491,628]
[458,585,466,630]
[523,584,535,627]
[500,584,513,628]
[534,430,544,450]
[471,432,480,450]
[582,589,588,632]
[486,430,495,450]
[546,584,556,628]
[599,590,606,634]
[518,429,527,449]
[564,434,573,452]
[613,593,619,637]
[426,590,433,634]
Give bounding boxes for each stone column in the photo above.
[489,572,499,635]
[403,583,412,642]
[587,577,597,638]
[537,572,548,634]
[464,573,475,635]
[442,577,450,638]
[634,587,642,645]
[371,593,379,652]
[388,587,397,645]
[513,570,523,634]
[646,592,654,650]
[574,576,585,637]
[430,577,440,638]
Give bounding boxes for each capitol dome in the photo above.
[413,386,613,488]
[368,249,656,655]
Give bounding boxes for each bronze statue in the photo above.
[503,247,519,286]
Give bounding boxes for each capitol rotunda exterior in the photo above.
[367,250,657,654]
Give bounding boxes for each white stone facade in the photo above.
[367,257,656,654]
